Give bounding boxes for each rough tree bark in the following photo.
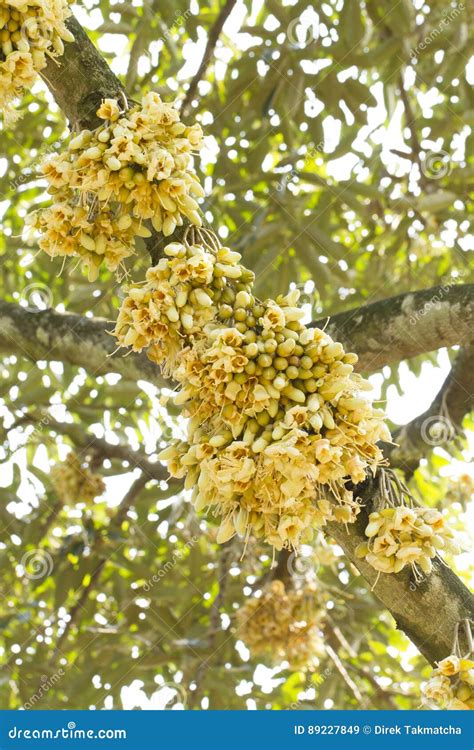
[15,11,474,665]
[0,300,164,388]
[312,283,474,373]
[42,17,123,131]
[327,475,474,666]
[1,286,472,381]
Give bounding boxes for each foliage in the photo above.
[0,0,472,710]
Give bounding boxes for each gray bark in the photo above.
[313,283,474,373]
[327,475,474,666]
[0,300,164,388]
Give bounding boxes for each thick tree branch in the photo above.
[0,300,165,389]
[326,475,474,667]
[1,285,471,385]
[313,283,473,373]
[42,16,124,131]
[388,345,474,474]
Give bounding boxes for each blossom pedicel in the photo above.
[0,0,73,123]
[27,93,204,280]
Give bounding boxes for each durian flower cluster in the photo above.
[114,233,390,550]
[113,238,253,374]
[355,506,460,579]
[446,473,474,511]
[422,654,474,710]
[26,93,204,281]
[0,0,73,123]
[50,452,105,505]
[236,580,325,669]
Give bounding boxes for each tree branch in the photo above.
[398,74,425,185]
[42,16,124,131]
[0,300,165,389]
[326,475,474,667]
[1,285,472,386]
[180,0,237,117]
[14,414,170,484]
[313,283,473,373]
[388,345,474,474]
